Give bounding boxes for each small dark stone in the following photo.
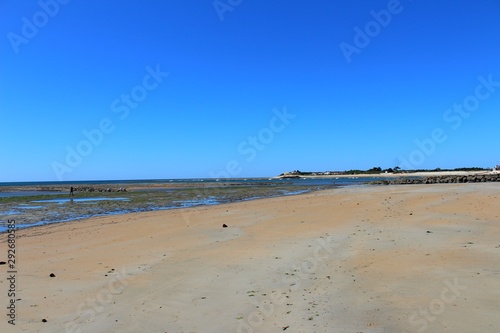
[222,224,228,228]
[49,273,56,278]
[42,319,48,323]
[426,231,432,234]
[0,261,6,265]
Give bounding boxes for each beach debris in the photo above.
[283,326,289,330]
[222,224,228,228]
[49,273,56,278]
[42,319,48,323]
[0,261,6,265]
[426,231,433,234]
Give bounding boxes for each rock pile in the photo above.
[372,173,500,186]
[72,186,127,193]
[423,173,500,184]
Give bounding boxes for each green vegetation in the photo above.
[283,166,490,176]
[398,167,490,173]
[344,167,382,175]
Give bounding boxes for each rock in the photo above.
[0,261,6,265]
[222,224,228,228]
[371,173,500,186]
[42,319,47,323]
[49,273,56,278]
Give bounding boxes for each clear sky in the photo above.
[1,0,500,181]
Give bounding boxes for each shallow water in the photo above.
[0,191,66,198]
[173,196,220,207]
[32,197,130,204]
[17,205,43,209]
[0,179,368,232]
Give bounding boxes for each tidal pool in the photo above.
[32,197,130,204]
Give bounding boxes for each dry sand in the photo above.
[1,183,499,333]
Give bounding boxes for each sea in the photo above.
[0,177,385,232]
[0,177,383,197]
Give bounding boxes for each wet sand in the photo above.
[1,183,499,332]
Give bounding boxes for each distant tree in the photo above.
[394,166,401,173]
[366,167,382,174]
[344,169,364,175]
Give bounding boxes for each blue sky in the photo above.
[1,0,500,181]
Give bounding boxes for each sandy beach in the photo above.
[1,183,500,333]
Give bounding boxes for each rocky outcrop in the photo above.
[71,186,127,193]
[371,173,500,185]
[279,175,301,179]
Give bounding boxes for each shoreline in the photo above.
[2,170,497,191]
[0,183,336,233]
[3,171,500,233]
[276,170,497,179]
[1,183,499,332]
